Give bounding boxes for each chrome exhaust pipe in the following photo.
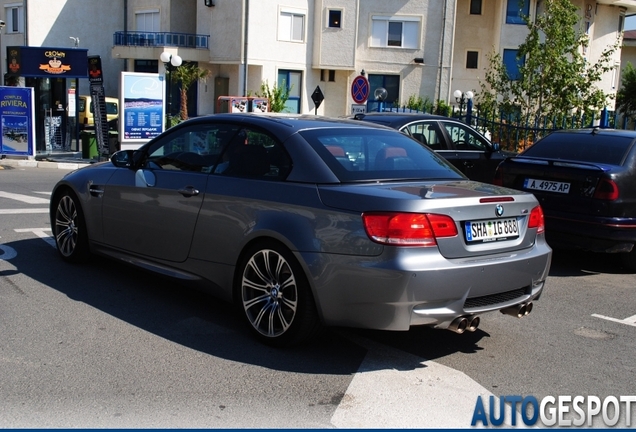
[524,301,533,315]
[467,316,480,332]
[500,302,532,318]
[448,317,468,334]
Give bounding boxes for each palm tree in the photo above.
[171,63,211,120]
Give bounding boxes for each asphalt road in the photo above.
[1,164,635,428]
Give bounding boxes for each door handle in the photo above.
[178,186,200,197]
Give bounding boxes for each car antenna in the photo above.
[354,113,365,120]
[591,126,600,135]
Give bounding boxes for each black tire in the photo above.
[237,242,321,347]
[52,190,90,263]
[621,249,636,272]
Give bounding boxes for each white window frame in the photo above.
[278,8,306,43]
[327,8,343,28]
[5,3,24,34]
[370,15,420,49]
[135,9,160,32]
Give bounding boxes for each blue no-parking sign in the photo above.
[351,75,370,104]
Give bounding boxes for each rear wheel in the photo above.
[53,190,89,263]
[237,242,321,347]
[621,249,636,272]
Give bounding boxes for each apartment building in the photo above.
[3,0,635,121]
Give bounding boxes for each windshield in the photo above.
[300,128,464,182]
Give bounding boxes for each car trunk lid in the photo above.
[500,157,615,216]
[317,180,541,259]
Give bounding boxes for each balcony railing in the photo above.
[113,31,209,49]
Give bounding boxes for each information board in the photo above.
[119,72,165,149]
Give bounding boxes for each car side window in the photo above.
[214,128,292,180]
[442,121,489,151]
[143,124,238,173]
[403,122,445,150]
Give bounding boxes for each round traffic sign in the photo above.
[351,75,370,104]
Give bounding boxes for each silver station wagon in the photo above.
[50,114,552,346]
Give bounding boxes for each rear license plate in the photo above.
[465,218,519,243]
[524,178,570,194]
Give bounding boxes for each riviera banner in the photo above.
[0,86,35,157]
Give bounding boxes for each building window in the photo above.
[368,74,400,104]
[466,51,478,69]
[619,10,625,33]
[503,49,524,80]
[279,11,305,42]
[134,60,159,73]
[278,70,302,113]
[136,10,160,32]
[470,0,482,15]
[321,70,335,82]
[5,4,24,33]
[371,16,420,49]
[328,9,342,28]
[506,0,530,25]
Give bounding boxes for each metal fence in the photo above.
[113,31,210,49]
[366,100,635,153]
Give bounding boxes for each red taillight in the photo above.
[593,178,619,201]
[528,205,545,234]
[362,212,458,246]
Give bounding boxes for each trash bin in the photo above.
[108,131,120,154]
[80,131,99,159]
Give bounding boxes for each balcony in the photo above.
[113,31,210,49]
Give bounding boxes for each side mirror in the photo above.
[492,142,501,152]
[110,150,134,168]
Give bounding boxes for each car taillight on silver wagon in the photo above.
[362,212,458,246]
[528,206,545,234]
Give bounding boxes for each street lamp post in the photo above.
[453,90,474,118]
[159,51,182,128]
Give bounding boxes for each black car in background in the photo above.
[352,112,514,183]
[495,128,636,270]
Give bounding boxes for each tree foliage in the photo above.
[616,62,636,117]
[478,0,620,123]
[171,63,211,120]
[256,81,290,113]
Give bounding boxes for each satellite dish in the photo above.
[374,87,388,102]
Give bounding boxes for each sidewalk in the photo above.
[0,152,96,170]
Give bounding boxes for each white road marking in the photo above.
[14,228,56,248]
[592,313,636,328]
[0,191,50,204]
[34,191,52,196]
[331,333,521,428]
[0,209,49,214]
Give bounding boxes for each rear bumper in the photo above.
[300,237,552,331]
[545,213,636,253]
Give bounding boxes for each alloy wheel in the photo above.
[241,249,298,338]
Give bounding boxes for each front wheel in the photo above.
[52,190,89,263]
[237,242,321,347]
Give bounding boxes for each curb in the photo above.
[0,158,92,170]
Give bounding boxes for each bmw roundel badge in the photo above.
[495,204,504,217]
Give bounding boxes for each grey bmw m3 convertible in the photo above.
[50,113,551,346]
